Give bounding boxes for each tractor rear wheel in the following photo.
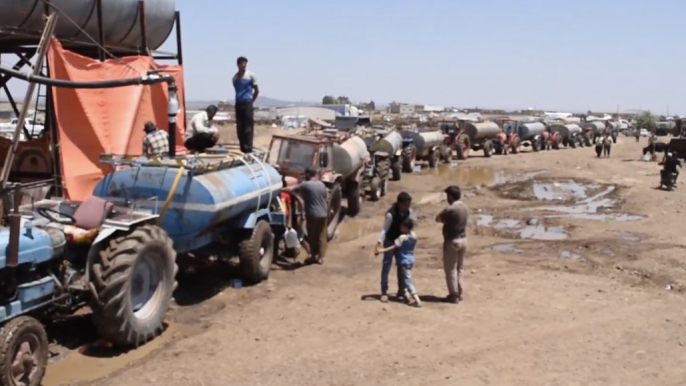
[428,150,439,168]
[327,183,343,241]
[455,135,471,160]
[239,220,274,284]
[369,177,381,201]
[89,224,176,347]
[483,140,493,158]
[346,182,361,217]
[391,162,401,181]
[0,316,48,386]
[401,147,416,173]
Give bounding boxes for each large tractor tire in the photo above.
[428,150,439,168]
[391,161,401,181]
[0,316,48,386]
[455,134,471,160]
[368,177,382,201]
[327,183,343,241]
[483,140,493,158]
[511,137,521,154]
[401,147,416,173]
[89,224,177,347]
[239,219,275,284]
[346,181,361,217]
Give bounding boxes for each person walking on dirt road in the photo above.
[233,56,259,154]
[436,185,468,304]
[602,134,612,158]
[375,192,413,303]
[283,167,328,265]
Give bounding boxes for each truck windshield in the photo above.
[280,141,315,172]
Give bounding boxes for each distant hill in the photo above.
[186,96,315,109]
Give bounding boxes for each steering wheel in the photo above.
[37,207,76,225]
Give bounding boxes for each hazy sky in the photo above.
[4,0,686,113]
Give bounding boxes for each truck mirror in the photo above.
[319,151,329,167]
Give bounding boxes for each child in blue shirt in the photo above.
[375,218,420,307]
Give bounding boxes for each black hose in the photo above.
[0,64,173,88]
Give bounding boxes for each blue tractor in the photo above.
[0,69,287,385]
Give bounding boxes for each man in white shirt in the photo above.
[185,105,219,152]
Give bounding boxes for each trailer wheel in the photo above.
[327,183,343,241]
[401,147,416,173]
[380,177,388,197]
[0,316,48,386]
[369,177,381,201]
[439,146,452,162]
[552,136,560,150]
[90,224,177,347]
[584,134,592,147]
[511,137,521,154]
[456,134,471,160]
[391,162,401,181]
[570,138,577,149]
[346,182,361,217]
[483,140,493,158]
[239,220,274,284]
[612,134,617,144]
[428,150,439,168]
[532,139,541,152]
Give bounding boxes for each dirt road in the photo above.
[45,132,686,386]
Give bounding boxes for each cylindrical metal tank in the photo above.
[372,130,402,155]
[401,130,443,156]
[0,0,176,50]
[607,121,619,130]
[464,121,501,141]
[332,136,369,177]
[518,122,546,140]
[550,123,581,139]
[92,161,282,253]
[582,121,605,134]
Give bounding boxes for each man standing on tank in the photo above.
[232,56,259,154]
[282,167,328,265]
[375,192,413,303]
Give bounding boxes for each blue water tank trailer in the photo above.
[93,156,285,255]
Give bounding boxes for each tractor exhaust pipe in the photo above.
[6,186,22,267]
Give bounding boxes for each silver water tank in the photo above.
[0,0,176,50]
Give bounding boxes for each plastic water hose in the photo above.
[0,64,174,88]
[157,166,185,225]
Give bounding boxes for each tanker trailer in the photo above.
[441,120,504,159]
[0,0,177,50]
[581,121,605,146]
[94,152,286,286]
[504,121,547,152]
[549,123,583,149]
[605,121,620,143]
[400,128,447,168]
[357,127,403,201]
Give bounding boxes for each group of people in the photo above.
[373,186,468,308]
[142,56,258,156]
[594,133,613,158]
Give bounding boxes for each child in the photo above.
[375,218,421,307]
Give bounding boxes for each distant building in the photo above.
[277,106,337,121]
[317,104,359,117]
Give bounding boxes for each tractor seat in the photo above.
[73,196,113,230]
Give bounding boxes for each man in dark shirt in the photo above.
[283,167,329,265]
[435,185,468,304]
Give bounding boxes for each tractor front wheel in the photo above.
[89,224,177,347]
[0,316,48,386]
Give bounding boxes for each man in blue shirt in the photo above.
[232,56,259,153]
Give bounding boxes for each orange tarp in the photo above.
[47,39,187,201]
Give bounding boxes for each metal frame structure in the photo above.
[0,1,185,196]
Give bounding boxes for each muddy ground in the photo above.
[43,130,686,386]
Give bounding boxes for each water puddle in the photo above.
[518,225,568,240]
[532,180,598,201]
[476,214,520,229]
[43,321,194,386]
[422,165,546,187]
[490,243,524,253]
[559,251,586,262]
[527,182,644,222]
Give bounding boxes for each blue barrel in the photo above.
[93,161,283,252]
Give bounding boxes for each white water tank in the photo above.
[333,136,369,177]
